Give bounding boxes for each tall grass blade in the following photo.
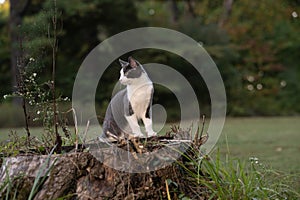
[28,145,57,200]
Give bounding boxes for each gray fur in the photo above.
[102,89,132,140]
[125,66,144,79]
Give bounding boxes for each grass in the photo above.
[2,117,299,172]
[0,146,57,200]
[182,151,300,199]
[0,117,300,199]
[215,117,300,174]
[213,117,300,196]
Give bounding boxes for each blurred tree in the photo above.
[1,0,299,123]
[9,0,29,104]
[1,0,142,100]
[135,0,238,117]
[0,1,10,100]
[0,0,143,127]
[218,0,233,27]
[186,0,196,18]
[224,0,300,115]
[170,0,180,23]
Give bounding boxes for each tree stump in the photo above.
[0,132,209,199]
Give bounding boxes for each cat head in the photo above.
[118,57,145,85]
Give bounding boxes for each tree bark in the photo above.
[0,152,191,200]
[0,132,210,199]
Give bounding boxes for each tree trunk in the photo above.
[186,0,196,18]
[219,0,233,27]
[9,0,29,105]
[169,0,180,23]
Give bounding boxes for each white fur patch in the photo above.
[127,82,152,118]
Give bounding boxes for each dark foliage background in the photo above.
[0,0,299,127]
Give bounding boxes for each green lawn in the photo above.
[1,117,299,195]
[1,117,300,174]
[215,117,300,174]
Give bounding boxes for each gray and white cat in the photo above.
[102,57,156,141]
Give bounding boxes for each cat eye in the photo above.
[123,66,134,75]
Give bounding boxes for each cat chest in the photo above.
[127,86,152,117]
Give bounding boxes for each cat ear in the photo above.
[128,57,138,68]
[119,59,129,67]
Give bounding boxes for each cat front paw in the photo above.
[147,131,157,137]
[132,132,144,138]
